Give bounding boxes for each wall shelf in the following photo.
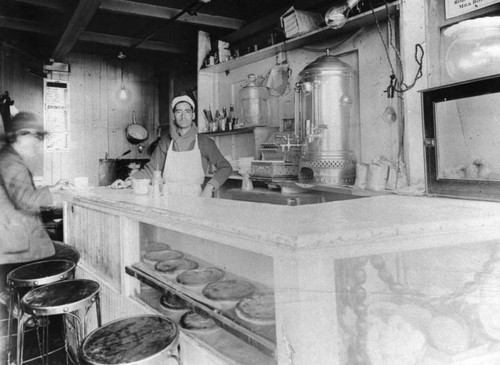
[205,126,279,160]
[200,2,400,74]
[201,125,265,137]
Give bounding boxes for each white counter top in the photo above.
[60,187,500,258]
[59,187,500,365]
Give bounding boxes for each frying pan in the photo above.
[126,111,149,145]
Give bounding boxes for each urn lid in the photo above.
[299,49,356,79]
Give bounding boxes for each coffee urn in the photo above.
[295,50,357,185]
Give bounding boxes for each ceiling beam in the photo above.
[0,15,57,36]
[79,31,185,54]
[0,15,185,55]
[51,0,101,61]
[8,0,69,12]
[99,0,245,30]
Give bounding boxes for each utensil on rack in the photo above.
[125,111,149,153]
[125,111,149,144]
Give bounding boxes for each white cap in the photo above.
[171,95,195,111]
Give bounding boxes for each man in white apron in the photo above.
[112,96,232,197]
[162,98,206,196]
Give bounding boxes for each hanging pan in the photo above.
[125,111,149,145]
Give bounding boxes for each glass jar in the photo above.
[444,16,500,82]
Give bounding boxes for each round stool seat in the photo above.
[81,315,180,365]
[21,279,99,316]
[7,259,75,288]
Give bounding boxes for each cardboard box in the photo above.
[280,7,324,39]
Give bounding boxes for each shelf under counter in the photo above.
[126,262,276,360]
[131,286,275,365]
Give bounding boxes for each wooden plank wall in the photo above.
[0,46,162,186]
[47,53,159,186]
[0,44,44,175]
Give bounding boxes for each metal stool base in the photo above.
[18,279,101,365]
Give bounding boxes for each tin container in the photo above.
[239,74,269,126]
[295,50,357,185]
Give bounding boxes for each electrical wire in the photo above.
[369,0,424,95]
[368,0,420,188]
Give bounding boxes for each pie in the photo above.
[155,258,199,274]
[144,241,171,251]
[176,267,225,287]
[180,310,217,331]
[235,293,275,326]
[140,242,171,257]
[159,291,188,311]
[142,249,184,266]
[202,279,256,302]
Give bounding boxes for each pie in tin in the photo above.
[180,310,217,331]
[235,293,275,326]
[159,291,189,311]
[155,258,199,274]
[176,267,225,287]
[142,249,184,266]
[144,242,171,251]
[202,279,256,301]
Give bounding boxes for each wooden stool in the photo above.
[6,259,76,364]
[17,279,102,365]
[80,315,181,365]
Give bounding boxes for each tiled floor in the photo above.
[0,304,71,365]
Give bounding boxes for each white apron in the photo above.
[162,135,205,197]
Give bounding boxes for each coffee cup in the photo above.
[132,179,151,195]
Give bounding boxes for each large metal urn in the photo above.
[295,50,357,185]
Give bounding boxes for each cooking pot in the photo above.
[126,111,149,145]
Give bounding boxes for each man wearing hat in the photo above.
[0,112,69,302]
[112,95,232,197]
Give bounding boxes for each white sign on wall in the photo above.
[43,80,70,151]
[446,0,500,19]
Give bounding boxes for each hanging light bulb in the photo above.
[118,51,127,100]
[325,0,361,29]
[120,85,127,100]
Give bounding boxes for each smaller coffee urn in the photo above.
[295,50,357,185]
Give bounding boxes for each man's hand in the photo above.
[49,179,71,193]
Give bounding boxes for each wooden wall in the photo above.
[47,53,159,186]
[0,44,44,174]
[0,45,165,186]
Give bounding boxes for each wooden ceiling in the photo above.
[0,0,389,69]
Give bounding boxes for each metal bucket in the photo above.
[295,50,357,185]
[80,315,180,365]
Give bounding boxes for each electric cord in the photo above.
[369,0,424,95]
